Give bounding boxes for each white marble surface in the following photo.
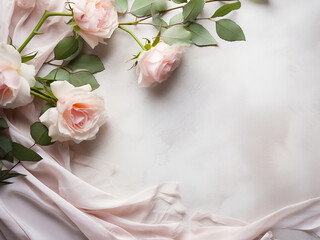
[71,0,320,227]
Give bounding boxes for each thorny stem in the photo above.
[118,26,145,50]
[18,11,73,53]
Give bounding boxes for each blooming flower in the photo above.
[136,42,185,87]
[39,81,107,143]
[73,0,118,49]
[0,42,35,109]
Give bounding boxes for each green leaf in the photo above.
[44,68,70,81]
[152,17,168,30]
[30,122,53,146]
[211,2,241,18]
[69,54,105,74]
[69,71,100,90]
[12,142,42,162]
[0,161,2,170]
[0,172,26,181]
[0,118,8,130]
[54,36,79,60]
[0,136,12,159]
[40,103,54,116]
[115,0,128,13]
[64,37,84,62]
[183,0,204,22]
[186,23,218,46]
[169,13,183,25]
[172,0,187,3]
[216,19,246,41]
[162,25,192,45]
[3,151,13,163]
[131,0,167,17]
[21,51,38,63]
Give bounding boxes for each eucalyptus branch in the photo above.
[0,161,21,180]
[30,89,56,106]
[122,0,238,24]
[18,11,73,53]
[118,26,145,50]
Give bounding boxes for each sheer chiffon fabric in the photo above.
[1,0,320,239]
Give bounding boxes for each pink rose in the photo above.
[17,0,36,9]
[73,0,118,49]
[0,42,35,109]
[39,81,107,143]
[136,42,185,87]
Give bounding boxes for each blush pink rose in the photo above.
[136,42,185,87]
[17,0,36,9]
[0,42,35,109]
[73,0,118,49]
[39,81,107,143]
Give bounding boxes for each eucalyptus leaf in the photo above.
[40,103,54,116]
[54,36,79,60]
[169,13,183,25]
[0,161,2,170]
[69,71,100,90]
[64,37,84,62]
[162,25,192,45]
[152,17,168,30]
[0,172,26,181]
[172,0,187,3]
[3,151,13,163]
[183,0,204,22]
[211,2,241,18]
[12,142,42,162]
[21,52,37,63]
[69,54,105,73]
[131,0,167,17]
[216,19,245,41]
[44,68,70,81]
[0,136,12,159]
[115,0,128,13]
[30,122,53,146]
[186,23,218,46]
[0,118,8,130]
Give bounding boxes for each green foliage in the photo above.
[115,0,128,13]
[211,2,241,18]
[44,68,70,81]
[30,122,53,146]
[0,136,12,159]
[152,17,168,30]
[162,25,192,45]
[0,118,8,130]
[40,103,54,116]
[186,23,218,46]
[216,19,246,41]
[69,54,105,73]
[54,36,83,61]
[131,0,167,17]
[69,71,100,90]
[172,0,187,3]
[169,13,184,25]
[183,0,205,22]
[21,51,38,63]
[12,143,42,162]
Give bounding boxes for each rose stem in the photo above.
[30,89,56,106]
[118,25,145,50]
[18,11,73,53]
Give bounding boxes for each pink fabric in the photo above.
[1,1,320,239]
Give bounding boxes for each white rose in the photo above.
[73,0,119,48]
[136,41,185,87]
[0,42,35,109]
[39,81,107,143]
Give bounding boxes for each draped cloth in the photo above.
[1,0,320,239]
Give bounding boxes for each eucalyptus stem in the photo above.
[0,161,21,179]
[18,11,73,53]
[118,25,145,50]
